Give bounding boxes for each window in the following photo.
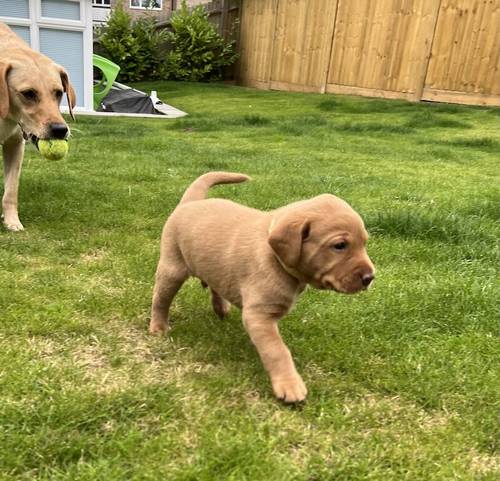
[130,0,162,10]
[92,0,110,6]
[0,0,29,18]
[42,0,81,21]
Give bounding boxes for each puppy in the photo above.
[150,172,375,403]
[0,22,76,231]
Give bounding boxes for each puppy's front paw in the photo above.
[149,319,170,334]
[272,374,307,403]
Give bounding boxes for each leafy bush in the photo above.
[97,1,238,83]
[165,1,238,82]
[98,1,167,82]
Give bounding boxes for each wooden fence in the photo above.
[203,0,240,41]
[237,0,500,106]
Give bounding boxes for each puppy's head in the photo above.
[268,194,375,294]
[0,56,76,143]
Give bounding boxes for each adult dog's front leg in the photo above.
[2,135,24,231]
[243,308,307,403]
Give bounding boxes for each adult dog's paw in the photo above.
[3,217,24,231]
[272,374,307,404]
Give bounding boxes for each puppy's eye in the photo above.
[21,89,38,102]
[54,90,63,100]
[332,241,348,251]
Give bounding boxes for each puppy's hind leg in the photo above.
[150,255,188,334]
[210,289,231,319]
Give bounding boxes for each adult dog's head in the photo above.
[0,53,76,143]
[268,194,375,294]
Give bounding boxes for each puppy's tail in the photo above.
[179,172,250,204]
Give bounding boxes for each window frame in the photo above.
[130,0,163,11]
[92,0,111,7]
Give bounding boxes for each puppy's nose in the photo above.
[49,123,68,139]
[361,273,375,287]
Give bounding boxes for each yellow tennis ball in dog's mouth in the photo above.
[37,139,69,160]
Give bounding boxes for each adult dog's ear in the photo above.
[59,68,76,120]
[0,61,12,119]
[268,212,311,268]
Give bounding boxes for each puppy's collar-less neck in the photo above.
[268,217,306,287]
[275,256,307,290]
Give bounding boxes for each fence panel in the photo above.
[269,0,338,93]
[326,0,441,100]
[238,0,278,89]
[423,0,500,106]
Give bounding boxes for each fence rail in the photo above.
[236,0,500,106]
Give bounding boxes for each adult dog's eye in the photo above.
[21,89,38,102]
[332,241,348,251]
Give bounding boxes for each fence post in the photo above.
[322,0,341,94]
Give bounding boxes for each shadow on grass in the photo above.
[77,118,152,138]
[162,107,483,139]
[322,109,471,135]
[170,114,332,137]
[158,284,265,384]
[277,116,328,136]
[333,121,413,135]
[404,111,471,129]
[366,208,496,246]
[318,98,419,114]
[423,148,460,161]
[418,136,500,153]
[170,114,271,133]
[443,137,500,151]
[317,97,485,116]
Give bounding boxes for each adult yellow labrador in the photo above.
[150,172,375,403]
[0,22,76,231]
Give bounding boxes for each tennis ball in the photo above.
[37,139,68,160]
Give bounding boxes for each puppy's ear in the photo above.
[0,61,12,119]
[268,213,310,268]
[59,68,76,120]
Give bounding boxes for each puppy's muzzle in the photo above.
[322,270,375,294]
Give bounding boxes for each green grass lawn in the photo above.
[1,82,499,481]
